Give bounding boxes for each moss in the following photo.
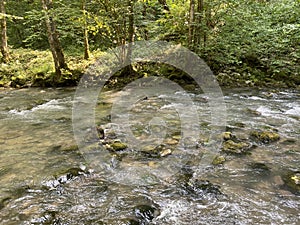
[0,48,98,88]
[282,172,300,194]
[250,130,280,143]
[110,142,128,151]
[222,140,251,154]
[222,132,233,141]
[212,155,226,165]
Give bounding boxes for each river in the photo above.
[0,87,299,224]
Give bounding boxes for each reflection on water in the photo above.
[0,87,299,224]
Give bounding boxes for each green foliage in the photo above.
[0,48,98,87]
[2,0,300,87]
[205,0,300,86]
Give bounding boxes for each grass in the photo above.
[0,47,103,88]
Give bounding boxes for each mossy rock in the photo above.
[250,130,280,143]
[0,197,11,210]
[222,132,233,141]
[110,142,128,151]
[140,145,162,157]
[212,155,226,165]
[61,144,79,152]
[183,84,196,92]
[55,167,86,182]
[222,140,251,154]
[282,171,300,194]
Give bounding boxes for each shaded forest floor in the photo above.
[0,48,299,89]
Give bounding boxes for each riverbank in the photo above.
[0,48,299,89]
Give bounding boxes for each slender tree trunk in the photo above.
[142,0,148,40]
[188,0,195,48]
[82,0,90,59]
[0,0,10,63]
[195,0,204,48]
[41,0,68,82]
[125,0,134,67]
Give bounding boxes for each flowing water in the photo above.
[0,87,299,224]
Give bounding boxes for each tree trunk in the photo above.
[125,0,134,67]
[142,0,148,40]
[82,0,90,59]
[41,0,68,82]
[0,0,10,63]
[188,0,195,48]
[158,0,169,11]
[195,0,204,48]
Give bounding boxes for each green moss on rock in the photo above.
[222,140,251,154]
[282,172,300,194]
[110,142,128,151]
[250,130,280,143]
[212,155,226,165]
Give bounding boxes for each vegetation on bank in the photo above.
[0,0,299,88]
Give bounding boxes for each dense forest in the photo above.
[0,0,299,88]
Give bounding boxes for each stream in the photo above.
[0,87,299,224]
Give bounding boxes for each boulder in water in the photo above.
[250,130,280,143]
[109,141,128,151]
[212,155,226,165]
[222,140,252,154]
[134,204,160,223]
[282,171,300,194]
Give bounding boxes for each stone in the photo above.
[96,126,105,139]
[110,142,128,151]
[222,132,233,141]
[250,130,280,143]
[282,172,300,194]
[160,149,172,157]
[222,140,251,154]
[134,204,160,223]
[246,108,261,116]
[249,162,271,175]
[212,155,226,165]
[164,138,178,145]
[185,179,222,197]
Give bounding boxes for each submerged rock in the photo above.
[53,167,87,185]
[222,140,252,154]
[282,171,300,194]
[250,130,280,143]
[140,145,163,157]
[108,218,140,225]
[279,138,297,145]
[246,108,261,116]
[96,126,105,139]
[0,197,11,210]
[233,122,246,128]
[184,179,222,197]
[248,162,271,175]
[134,204,160,223]
[212,155,226,165]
